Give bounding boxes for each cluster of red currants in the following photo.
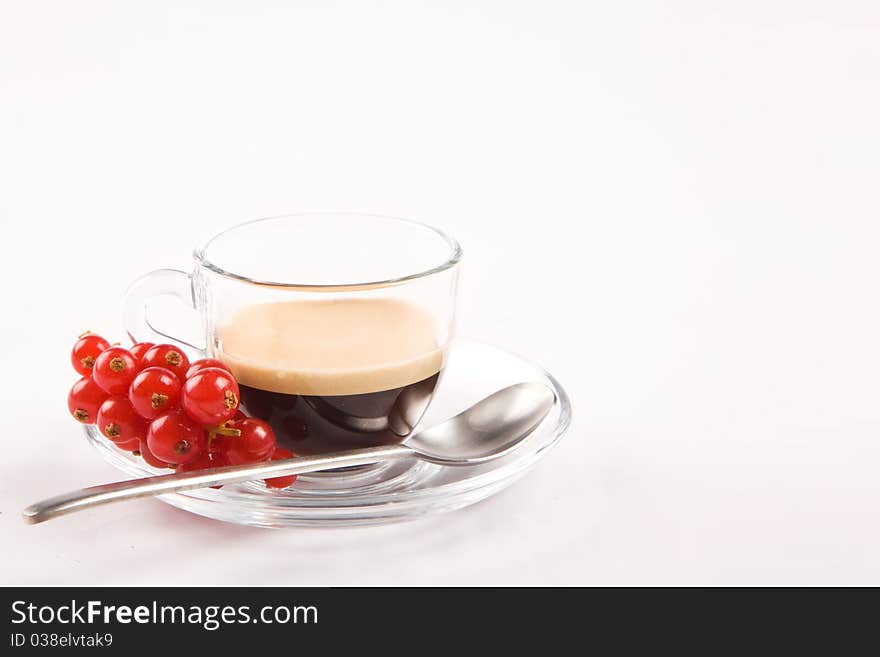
[66,332,296,489]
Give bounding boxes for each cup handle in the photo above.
[122,269,205,353]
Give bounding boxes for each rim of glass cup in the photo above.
[192,212,463,289]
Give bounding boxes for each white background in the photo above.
[2,1,879,585]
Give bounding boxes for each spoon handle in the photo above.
[23,444,413,525]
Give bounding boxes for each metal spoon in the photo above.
[23,382,555,525]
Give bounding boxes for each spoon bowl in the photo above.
[408,382,555,465]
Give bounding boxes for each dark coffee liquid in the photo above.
[239,372,440,455]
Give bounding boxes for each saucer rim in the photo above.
[83,341,572,526]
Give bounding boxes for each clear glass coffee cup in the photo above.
[123,213,461,456]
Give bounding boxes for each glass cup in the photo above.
[123,213,461,456]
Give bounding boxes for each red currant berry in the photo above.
[176,450,217,472]
[71,332,110,376]
[208,431,232,459]
[129,367,182,419]
[114,436,141,451]
[181,367,240,425]
[92,347,139,395]
[141,344,190,381]
[224,417,276,465]
[67,376,109,424]
[208,444,230,465]
[185,358,231,380]
[146,411,207,466]
[96,396,148,444]
[130,342,155,363]
[264,447,297,489]
[138,438,172,469]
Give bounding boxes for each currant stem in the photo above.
[210,425,242,438]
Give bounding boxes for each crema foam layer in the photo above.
[216,298,443,396]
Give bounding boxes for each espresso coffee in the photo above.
[215,298,444,455]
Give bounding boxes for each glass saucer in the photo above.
[84,341,572,527]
